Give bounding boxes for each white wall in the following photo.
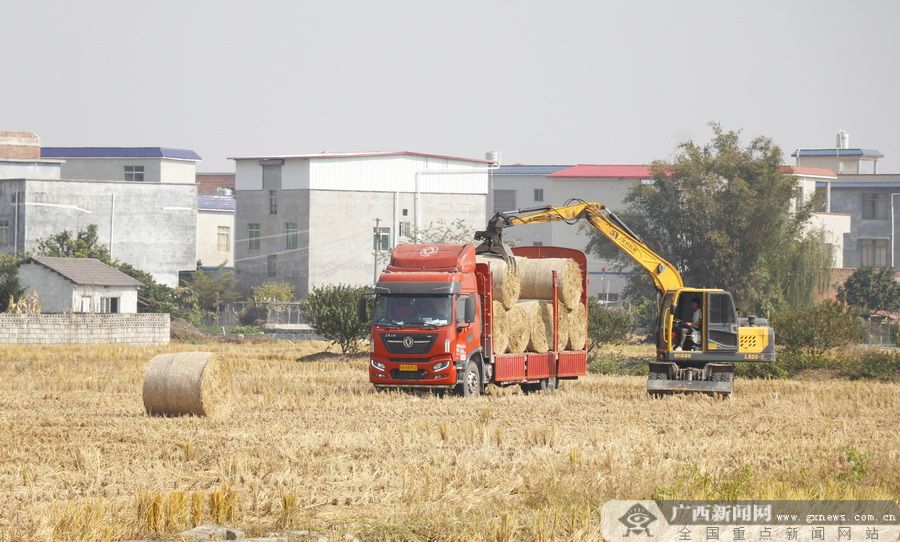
[308,155,488,194]
[197,210,235,267]
[0,159,62,180]
[58,157,197,184]
[235,160,263,190]
[159,160,198,183]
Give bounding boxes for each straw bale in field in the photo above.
[142,352,232,417]
[565,302,588,350]
[515,256,582,309]
[491,301,509,355]
[476,255,521,309]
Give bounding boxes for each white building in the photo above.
[780,166,851,268]
[231,151,496,295]
[197,194,235,267]
[18,256,142,313]
[40,147,200,183]
[492,164,648,300]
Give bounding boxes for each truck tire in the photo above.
[520,377,557,394]
[456,359,481,398]
[540,377,557,392]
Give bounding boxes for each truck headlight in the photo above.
[371,360,385,371]
[432,361,450,372]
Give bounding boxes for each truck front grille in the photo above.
[380,333,437,354]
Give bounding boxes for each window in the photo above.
[100,297,120,314]
[399,221,411,238]
[533,241,543,246]
[248,223,260,250]
[708,293,736,324]
[534,188,544,202]
[217,226,230,252]
[494,189,516,212]
[862,193,889,220]
[402,208,408,217]
[373,226,390,251]
[124,165,144,182]
[269,190,278,215]
[267,254,277,277]
[285,222,298,250]
[0,220,8,245]
[860,239,889,267]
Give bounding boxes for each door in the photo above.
[657,293,674,351]
[705,292,737,351]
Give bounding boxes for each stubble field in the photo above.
[0,342,897,542]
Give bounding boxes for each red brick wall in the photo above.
[196,173,235,195]
[0,131,40,159]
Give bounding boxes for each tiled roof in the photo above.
[778,166,837,178]
[493,165,571,175]
[41,147,201,160]
[790,148,883,159]
[228,150,494,164]
[550,164,654,179]
[198,195,236,212]
[24,257,143,287]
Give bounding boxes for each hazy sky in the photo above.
[3,0,899,172]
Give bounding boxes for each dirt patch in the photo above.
[170,318,207,342]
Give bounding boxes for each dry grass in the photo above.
[0,341,897,542]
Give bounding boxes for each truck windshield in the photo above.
[373,295,452,327]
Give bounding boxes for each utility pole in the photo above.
[373,217,382,284]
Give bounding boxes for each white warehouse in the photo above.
[231,151,496,295]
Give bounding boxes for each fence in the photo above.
[202,302,308,328]
[862,316,896,346]
[0,313,170,345]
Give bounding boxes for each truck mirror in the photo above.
[464,296,476,323]
[357,296,368,323]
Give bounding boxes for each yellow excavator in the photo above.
[474,199,775,396]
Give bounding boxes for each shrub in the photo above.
[586,298,635,349]
[839,348,900,382]
[300,284,370,354]
[770,300,862,362]
[252,281,295,302]
[837,267,900,314]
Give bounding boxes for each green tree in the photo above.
[411,218,474,244]
[0,253,24,312]
[770,300,862,361]
[186,266,241,312]
[34,224,112,261]
[837,267,900,314]
[300,284,369,354]
[252,281,296,302]
[587,124,830,314]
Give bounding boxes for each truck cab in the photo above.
[368,244,483,393]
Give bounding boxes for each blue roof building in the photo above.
[38,146,201,184]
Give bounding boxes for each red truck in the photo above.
[365,242,588,396]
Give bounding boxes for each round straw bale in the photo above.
[516,257,583,309]
[492,301,509,355]
[506,304,530,353]
[142,352,232,417]
[519,300,555,353]
[476,255,521,309]
[565,302,588,350]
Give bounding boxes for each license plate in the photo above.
[399,364,418,372]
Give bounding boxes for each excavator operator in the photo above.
[675,297,702,351]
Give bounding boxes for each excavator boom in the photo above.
[474,200,683,293]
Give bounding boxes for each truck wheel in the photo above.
[540,377,557,392]
[456,360,481,398]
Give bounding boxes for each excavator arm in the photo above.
[474,200,683,294]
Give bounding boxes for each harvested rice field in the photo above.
[0,342,898,541]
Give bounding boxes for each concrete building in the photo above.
[823,173,900,268]
[0,137,198,287]
[40,147,201,183]
[780,166,851,268]
[197,194,235,267]
[491,164,649,300]
[231,151,495,295]
[18,256,142,313]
